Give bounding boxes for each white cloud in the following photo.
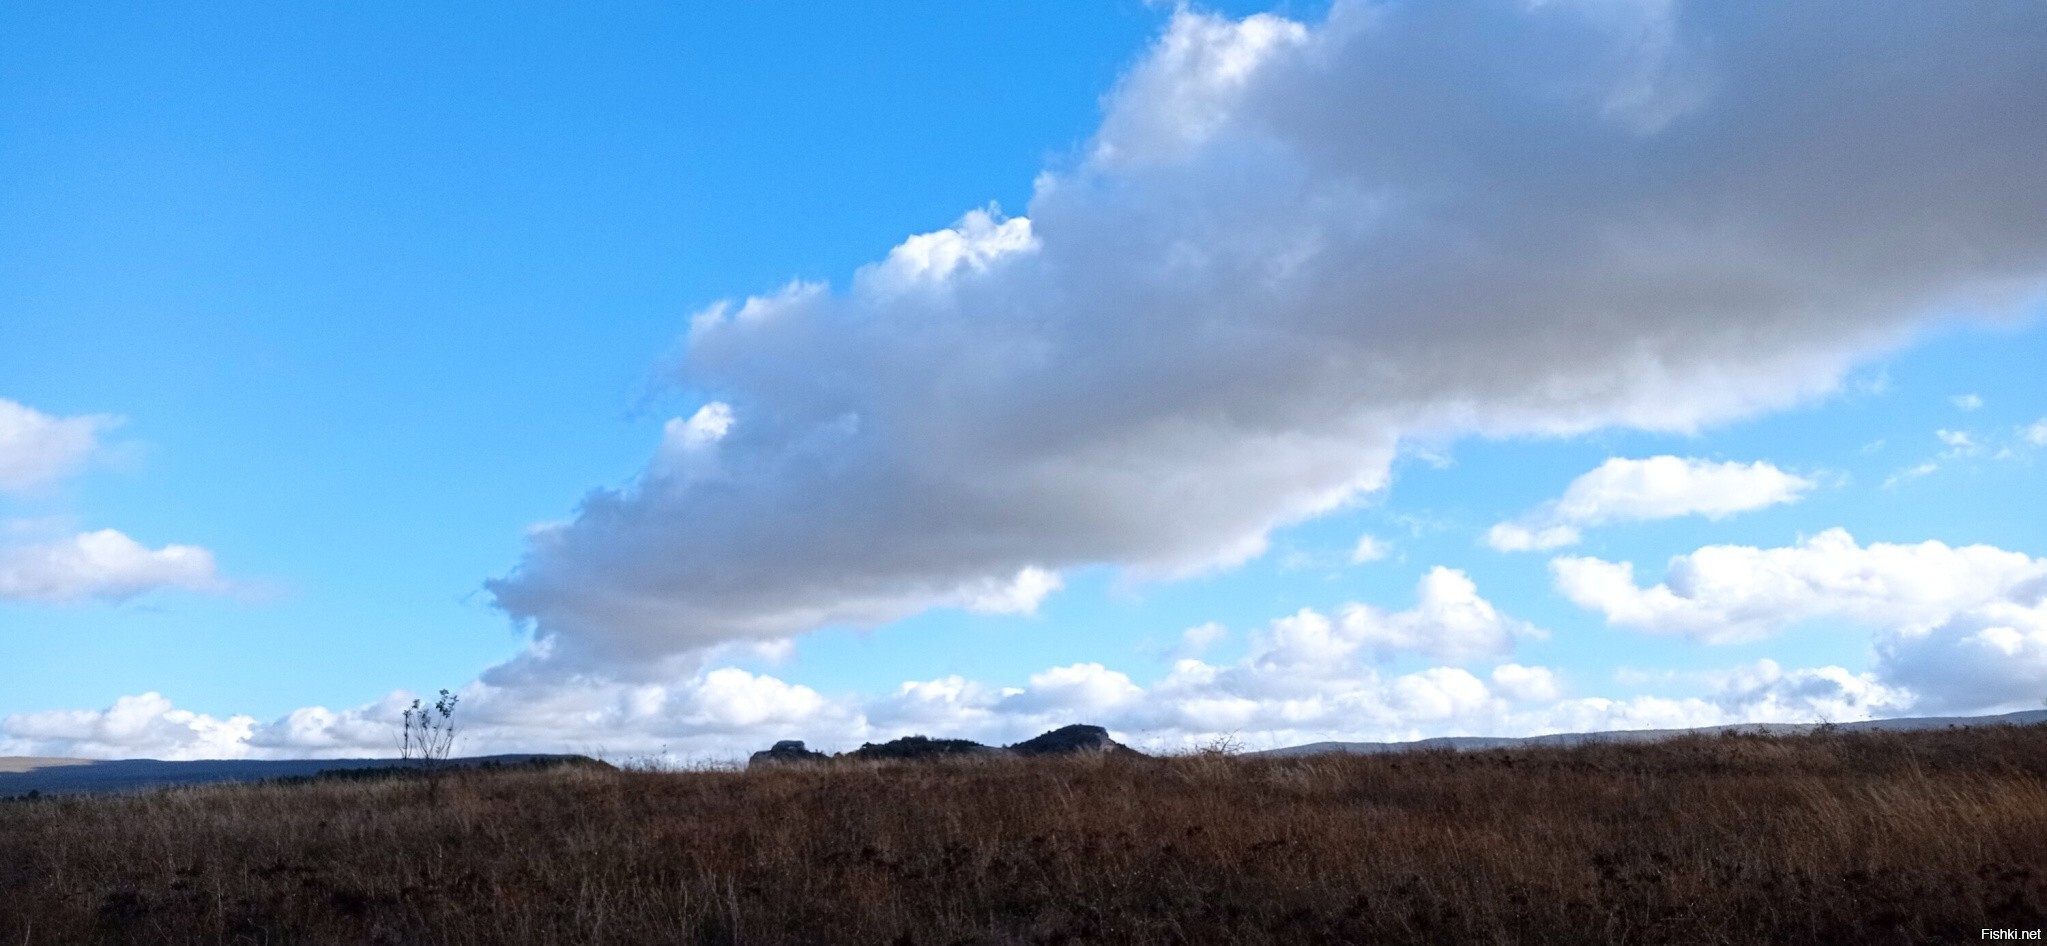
[1876,584,2047,713]
[12,646,1933,762]
[665,402,734,450]
[0,399,116,493]
[1489,664,1561,703]
[0,529,222,603]
[861,206,1039,294]
[0,693,255,761]
[1090,11,1310,167]
[1887,420,2036,486]
[1486,522,1585,553]
[1882,461,1943,489]
[958,566,1063,615]
[1951,393,1984,411]
[1554,528,2047,644]
[1551,457,1814,524]
[1257,567,1541,666]
[1175,621,1228,658]
[35,565,2042,761]
[1705,659,1910,724]
[1488,456,1811,551]
[488,2,2047,676]
[998,663,1145,717]
[1349,533,1390,563]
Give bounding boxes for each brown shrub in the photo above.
[3,724,2044,944]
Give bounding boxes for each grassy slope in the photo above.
[3,725,2044,944]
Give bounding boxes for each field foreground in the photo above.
[3,725,2044,944]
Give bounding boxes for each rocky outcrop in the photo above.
[747,740,828,768]
[745,725,1141,769]
[846,736,1003,762]
[1008,724,1137,757]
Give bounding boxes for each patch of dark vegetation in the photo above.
[746,739,830,768]
[3,723,2045,944]
[1008,724,1141,757]
[750,724,1141,768]
[846,734,1005,761]
[266,755,609,788]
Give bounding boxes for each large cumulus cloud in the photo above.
[488,0,2047,673]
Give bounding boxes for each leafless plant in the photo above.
[398,689,460,767]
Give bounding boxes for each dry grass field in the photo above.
[3,724,2044,944]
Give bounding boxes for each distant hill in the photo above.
[0,754,598,797]
[1253,709,2047,757]
[749,724,1137,768]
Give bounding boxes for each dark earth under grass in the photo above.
[3,724,2044,944]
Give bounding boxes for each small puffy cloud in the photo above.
[1554,528,2047,643]
[652,402,738,482]
[487,2,2047,678]
[1935,429,1976,451]
[2022,419,2047,447]
[1349,533,1390,563]
[665,402,734,450]
[1486,522,1584,552]
[0,399,117,493]
[674,668,831,731]
[1950,393,1984,411]
[959,566,1063,615]
[867,675,1012,733]
[1258,567,1540,666]
[1490,664,1561,703]
[1175,621,1228,658]
[0,693,255,761]
[0,529,222,604]
[1389,667,1493,721]
[861,207,1038,294]
[999,663,1144,717]
[1550,457,1814,523]
[1489,456,1811,551]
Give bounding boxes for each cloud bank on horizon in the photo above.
[486,0,2047,675]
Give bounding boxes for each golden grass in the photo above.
[3,724,2044,944]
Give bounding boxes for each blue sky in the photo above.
[3,1,2045,760]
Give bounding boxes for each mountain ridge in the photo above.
[1252,708,2047,757]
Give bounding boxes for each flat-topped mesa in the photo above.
[1007,724,1136,757]
[747,740,828,768]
